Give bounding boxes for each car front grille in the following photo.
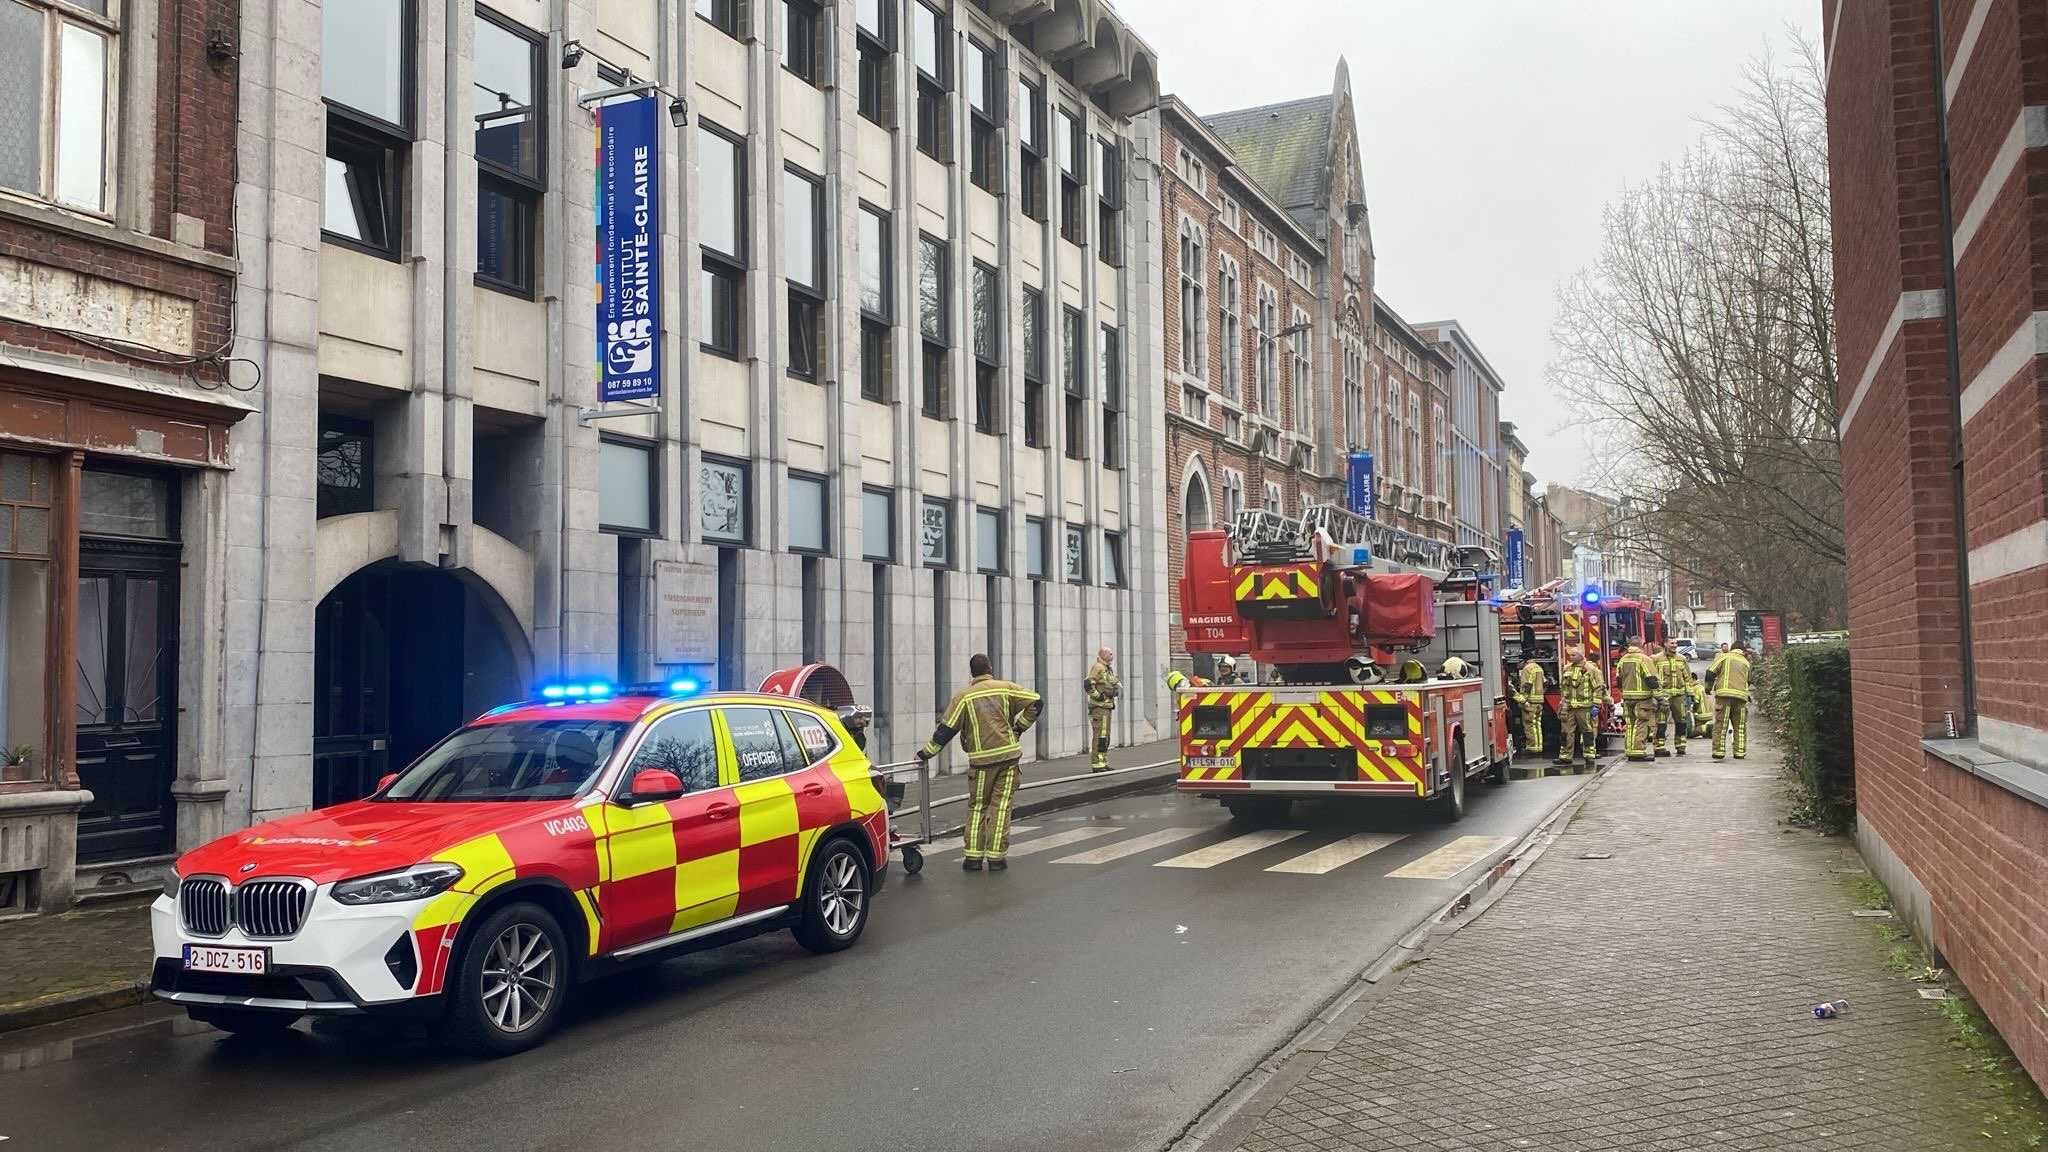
[180,878,230,936]
[236,880,310,939]
[179,877,309,939]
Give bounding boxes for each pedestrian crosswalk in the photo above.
[915,818,1513,881]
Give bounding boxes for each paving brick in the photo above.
[1226,734,2037,1151]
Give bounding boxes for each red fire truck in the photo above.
[1175,506,1514,823]
[1499,583,1668,753]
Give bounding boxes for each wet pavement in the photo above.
[0,773,1589,1151]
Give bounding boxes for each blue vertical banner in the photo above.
[1506,528,1526,587]
[595,95,662,403]
[1346,451,1376,519]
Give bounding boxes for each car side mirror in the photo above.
[623,768,684,804]
[376,773,398,793]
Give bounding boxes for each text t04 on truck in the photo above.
[1175,505,1515,823]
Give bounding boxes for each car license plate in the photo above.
[1186,756,1235,769]
[184,945,269,975]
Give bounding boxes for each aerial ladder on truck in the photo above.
[1174,503,1515,824]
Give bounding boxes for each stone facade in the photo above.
[1824,0,2048,1086]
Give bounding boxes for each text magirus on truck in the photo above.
[1174,504,1515,825]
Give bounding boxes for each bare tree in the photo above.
[1548,42,1844,627]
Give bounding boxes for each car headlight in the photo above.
[161,871,181,899]
[330,863,465,906]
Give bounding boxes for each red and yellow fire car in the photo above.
[150,681,889,1055]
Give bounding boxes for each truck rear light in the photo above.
[1363,704,1407,739]
[1190,705,1233,740]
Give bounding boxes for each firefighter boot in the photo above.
[1653,719,1671,757]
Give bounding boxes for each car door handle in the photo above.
[706,803,737,820]
[799,781,826,798]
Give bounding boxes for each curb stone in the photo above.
[0,980,153,1035]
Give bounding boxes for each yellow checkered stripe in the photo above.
[1179,689,1424,787]
[1230,563,1322,603]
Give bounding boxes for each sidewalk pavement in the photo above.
[1207,734,2037,1152]
[0,736,1180,1034]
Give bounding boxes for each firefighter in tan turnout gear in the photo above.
[1513,658,1548,757]
[1084,646,1120,771]
[1653,640,1690,756]
[918,654,1043,871]
[1554,646,1605,773]
[1614,640,1658,763]
[1710,645,1753,760]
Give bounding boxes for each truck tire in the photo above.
[1432,752,1466,822]
[1487,752,1512,786]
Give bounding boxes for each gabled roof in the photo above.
[1202,95,1333,234]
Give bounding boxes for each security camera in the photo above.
[668,97,688,128]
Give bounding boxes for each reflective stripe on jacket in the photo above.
[1086,660,1121,710]
[1655,656,1690,697]
[1559,662,1605,709]
[1516,662,1548,702]
[923,676,1043,766]
[1614,652,1655,700]
[1715,653,1752,701]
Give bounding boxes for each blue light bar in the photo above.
[535,680,613,703]
[668,678,702,695]
[1583,587,1602,606]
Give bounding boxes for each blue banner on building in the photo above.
[596,95,661,403]
[1506,528,1526,587]
[1346,451,1376,519]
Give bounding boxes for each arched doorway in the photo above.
[312,564,528,806]
[1184,471,1213,536]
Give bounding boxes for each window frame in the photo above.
[787,469,830,555]
[699,122,748,360]
[855,0,895,126]
[1099,323,1122,470]
[862,485,896,561]
[975,506,1004,574]
[1217,256,1239,400]
[1178,222,1205,381]
[782,0,825,86]
[1023,285,1046,448]
[1062,305,1086,461]
[1057,107,1086,245]
[696,0,748,39]
[321,0,415,259]
[1,0,123,216]
[473,8,545,296]
[699,453,753,546]
[972,260,1001,434]
[1291,307,1312,437]
[597,432,661,538]
[1102,530,1125,588]
[1256,283,1279,417]
[1063,523,1087,584]
[918,231,950,419]
[784,164,825,382]
[1096,134,1123,266]
[1018,77,1047,221]
[316,413,376,520]
[858,202,892,402]
[967,38,1002,194]
[913,1,950,162]
[920,495,953,569]
[1025,515,1047,580]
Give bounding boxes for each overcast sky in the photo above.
[1114,0,1819,489]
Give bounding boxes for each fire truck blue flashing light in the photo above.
[668,678,702,696]
[1582,586,1602,607]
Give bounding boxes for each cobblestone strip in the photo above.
[1230,738,2011,1152]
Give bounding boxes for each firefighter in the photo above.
[1513,657,1548,758]
[1084,646,1120,771]
[1215,656,1243,686]
[1612,640,1658,762]
[1687,671,1710,738]
[1653,640,1690,756]
[1554,646,1605,773]
[1712,645,1753,760]
[918,654,1042,871]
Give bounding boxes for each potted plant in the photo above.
[2,745,34,781]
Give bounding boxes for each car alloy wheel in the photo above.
[480,922,558,1034]
[820,850,866,937]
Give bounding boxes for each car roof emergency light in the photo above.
[1582,586,1602,607]
[537,680,614,701]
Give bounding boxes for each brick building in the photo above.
[1371,300,1455,544]
[1825,0,2048,1083]
[0,0,244,909]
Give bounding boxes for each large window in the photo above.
[1023,286,1046,447]
[1102,531,1124,588]
[1431,403,1446,497]
[598,435,657,536]
[858,204,891,402]
[1064,524,1086,583]
[1343,337,1365,451]
[475,11,542,294]
[788,471,828,553]
[323,0,412,255]
[1178,224,1204,379]
[1025,516,1046,579]
[975,507,1003,573]
[1100,325,1122,470]
[316,414,374,519]
[1386,378,1403,482]
[855,0,893,125]
[919,233,949,419]
[0,452,52,784]
[696,0,746,38]
[921,497,951,568]
[0,0,115,212]
[1062,306,1085,460]
[1218,257,1239,400]
[913,2,949,161]
[1096,136,1122,266]
[1018,78,1046,221]
[699,125,746,358]
[967,39,1001,193]
[699,455,750,545]
[972,262,1000,434]
[1256,285,1279,417]
[1057,109,1085,245]
[1291,308,1312,439]
[862,486,895,560]
[783,0,823,85]
[1407,393,1422,489]
[785,166,823,381]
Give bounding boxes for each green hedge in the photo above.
[1756,642,1855,832]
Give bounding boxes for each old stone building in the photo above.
[1825,0,2048,1083]
[0,0,244,909]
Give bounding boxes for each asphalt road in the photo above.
[0,772,1593,1152]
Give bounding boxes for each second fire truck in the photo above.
[1175,505,1515,823]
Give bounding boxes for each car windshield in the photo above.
[380,720,629,803]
